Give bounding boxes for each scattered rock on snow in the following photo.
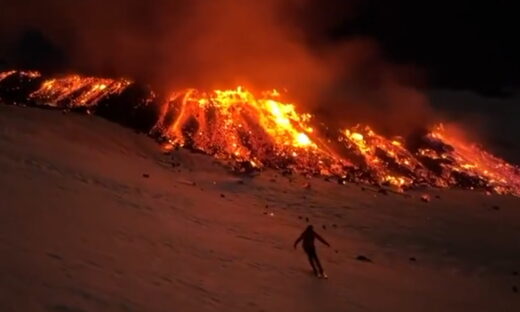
[356,255,372,263]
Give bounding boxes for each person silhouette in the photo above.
[294,225,330,278]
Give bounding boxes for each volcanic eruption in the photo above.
[1,69,519,195]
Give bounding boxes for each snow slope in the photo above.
[1,104,519,312]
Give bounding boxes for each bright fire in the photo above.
[2,70,520,195]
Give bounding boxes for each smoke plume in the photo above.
[0,0,431,135]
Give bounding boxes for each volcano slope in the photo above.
[0,104,519,312]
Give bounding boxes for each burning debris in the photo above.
[1,70,520,195]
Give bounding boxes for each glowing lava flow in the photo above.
[1,69,520,195]
[417,124,520,195]
[153,87,346,174]
[153,86,520,194]
[340,125,431,188]
[0,70,16,82]
[0,70,40,82]
[29,75,131,107]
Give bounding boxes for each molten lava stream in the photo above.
[153,87,346,174]
[423,124,520,194]
[29,75,131,108]
[1,69,519,195]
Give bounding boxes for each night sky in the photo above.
[337,1,519,97]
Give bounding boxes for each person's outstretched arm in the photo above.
[315,232,330,247]
[294,233,303,249]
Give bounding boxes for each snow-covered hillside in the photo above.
[1,105,519,312]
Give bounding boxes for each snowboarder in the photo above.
[294,225,330,278]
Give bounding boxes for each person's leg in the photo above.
[305,250,318,275]
[313,252,324,275]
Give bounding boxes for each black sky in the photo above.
[342,1,519,97]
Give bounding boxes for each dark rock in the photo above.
[356,255,372,263]
[281,170,292,176]
[142,173,150,178]
[492,205,500,210]
[332,224,337,228]
[435,195,441,199]
[409,257,417,262]
[305,217,309,223]
[513,285,518,293]
[220,193,225,198]
[513,271,519,276]
[322,225,327,230]
[378,188,388,195]
[298,216,302,219]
